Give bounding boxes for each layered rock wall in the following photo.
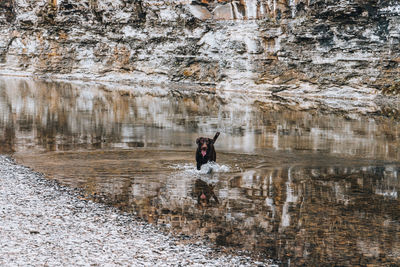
[0,0,399,109]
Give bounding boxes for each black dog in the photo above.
[195,132,220,170]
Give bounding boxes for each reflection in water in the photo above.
[194,178,220,208]
[1,77,400,265]
[2,77,400,159]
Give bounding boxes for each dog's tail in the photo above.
[213,132,220,143]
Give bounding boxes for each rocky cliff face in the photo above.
[0,0,399,113]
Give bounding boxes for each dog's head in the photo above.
[194,179,218,207]
[196,137,214,158]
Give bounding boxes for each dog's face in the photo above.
[194,179,218,207]
[196,137,213,158]
[198,191,208,207]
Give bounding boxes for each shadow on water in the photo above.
[1,77,400,265]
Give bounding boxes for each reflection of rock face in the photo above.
[4,78,400,265]
[92,163,400,266]
[156,166,400,266]
[15,145,400,265]
[2,77,400,161]
[1,1,400,113]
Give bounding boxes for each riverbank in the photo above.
[0,156,271,266]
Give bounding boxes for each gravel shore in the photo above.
[0,156,271,266]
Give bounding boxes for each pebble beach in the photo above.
[0,156,269,266]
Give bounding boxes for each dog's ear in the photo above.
[209,138,215,144]
[196,138,200,145]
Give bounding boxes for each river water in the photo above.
[1,77,399,265]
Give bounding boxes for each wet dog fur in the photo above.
[194,179,219,207]
[195,132,220,170]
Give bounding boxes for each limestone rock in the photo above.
[188,4,212,20]
[0,0,399,113]
[212,3,234,20]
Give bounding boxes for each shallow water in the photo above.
[1,77,400,265]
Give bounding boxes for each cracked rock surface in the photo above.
[0,156,269,266]
[1,0,400,114]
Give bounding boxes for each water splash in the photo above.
[170,162,230,182]
[199,161,230,174]
[172,162,230,172]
